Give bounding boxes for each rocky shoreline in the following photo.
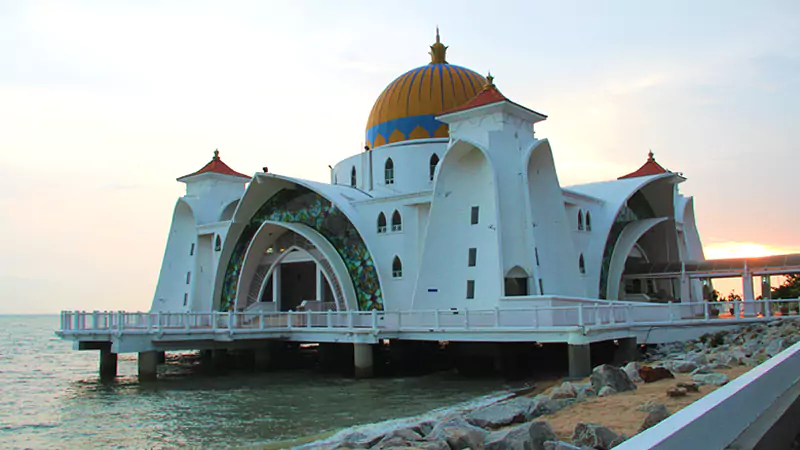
[298,319,799,450]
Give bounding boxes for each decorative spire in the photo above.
[485,71,495,89]
[647,149,655,162]
[213,148,220,160]
[429,26,448,64]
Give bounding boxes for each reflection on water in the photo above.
[0,316,508,448]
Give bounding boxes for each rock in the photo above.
[666,387,687,398]
[640,404,670,431]
[544,441,591,450]
[575,384,596,400]
[374,428,424,448]
[484,421,557,450]
[766,338,786,357]
[623,362,644,383]
[426,417,488,450]
[676,382,699,392]
[334,431,382,449]
[466,398,530,429]
[692,372,730,386]
[529,395,558,419]
[691,366,714,375]
[639,365,675,383]
[571,423,627,450]
[590,364,637,393]
[708,363,732,370]
[686,353,708,366]
[550,381,578,400]
[671,360,698,373]
[598,386,617,397]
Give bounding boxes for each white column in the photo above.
[742,262,756,317]
[316,264,324,301]
[353,343,374,378]
[272,264,281,309]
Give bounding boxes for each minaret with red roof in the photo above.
[618,151,670,179]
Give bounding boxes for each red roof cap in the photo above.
[178,149,250,182]
[618,151,669,179]
[440,74,547,119]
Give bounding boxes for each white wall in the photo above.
[151,199,196,312]
[190,234,214,312]
[413,141,502,310]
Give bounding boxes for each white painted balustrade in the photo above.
[59,299,800,335]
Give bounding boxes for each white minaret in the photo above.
[151,150,250,313]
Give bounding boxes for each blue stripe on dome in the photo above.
[366,114,445,146]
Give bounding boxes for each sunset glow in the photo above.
[704,242,800,260]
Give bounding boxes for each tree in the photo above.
[771,274,800,299]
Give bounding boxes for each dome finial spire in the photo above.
[213,148,220,160]
[429,27,448,64]
[648,149,655,161]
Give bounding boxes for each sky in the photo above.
[1,1,799,314]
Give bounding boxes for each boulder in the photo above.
[484,421,556,450]
[666,387,687,398]
[639,365,675,383]
[590,364,637,393]
[691,366,714,375]
[639,404,670,431]
[529,395,559,419]
[671,360,698,373]
[374,428,424,449]
[676,382,699,392]
[544,441,591,450]
[708,363,732,370]
[571,423,627,450]
[766,338,786,357]
[636,399,661,413]
[334,431,382,449]
[575,384,596,400]
[623,362,644,383]
[692,372,730,386]
[426,417,488,450]
[550,381,578,400]
[598,386,617,397]
[686,353,708,366]
[466,399,530,429]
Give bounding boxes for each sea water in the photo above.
[0,316,507,448]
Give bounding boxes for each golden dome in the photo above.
[365,30,486,149]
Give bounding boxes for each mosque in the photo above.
[151,30,707,318]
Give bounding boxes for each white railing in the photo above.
[58,299,800,335]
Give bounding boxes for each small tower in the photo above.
[152,150,251,314]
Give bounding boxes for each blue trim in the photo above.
[366,114,444,145]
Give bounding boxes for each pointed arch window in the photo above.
[350,166,357,187]
[377,212,387,234]
[577,210,584,231]
[391,210,402,232]
[585,211,592,231]
[215,235,222,251]
[579,254,586,274]
[385,158,394,185]
[429,154,439,181]
[392,256,403,278]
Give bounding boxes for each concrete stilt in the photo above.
[99,346,117,380]
[212,349,228,373]
[157,351,166,364]
[353,343,374,378]
[254,345,272,371]
[615,337,639,364]
[138,351,159,381]
[568,344,591,379]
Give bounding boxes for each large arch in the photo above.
[605,217,668,300]
[234,224,352,311]
[218,185,383,311]
[219,200,239,222]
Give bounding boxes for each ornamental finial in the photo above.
[213,149,220,160]
[648,150,655,161]
[486,71,494,88]
[429,27,448,64]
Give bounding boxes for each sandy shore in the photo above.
[540,364,752,440]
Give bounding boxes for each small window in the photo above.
[392,256,403,278]
[578,210,584,231]
[190,243,195,256]
[186,272,191,284]
[385,158,394,185]
[391,210,402,232]
[183,293,188,306]
[215,235,221,251]
[535,247,540,266]
[470,206,479,225]
[579,254,586,274]
[377,212,387,233]
[586,211,592,231]
[538,279,544,295]
[350,166,357,187]
[429,154,439,181]
[468,248,477,267]
[466,280,475,299]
